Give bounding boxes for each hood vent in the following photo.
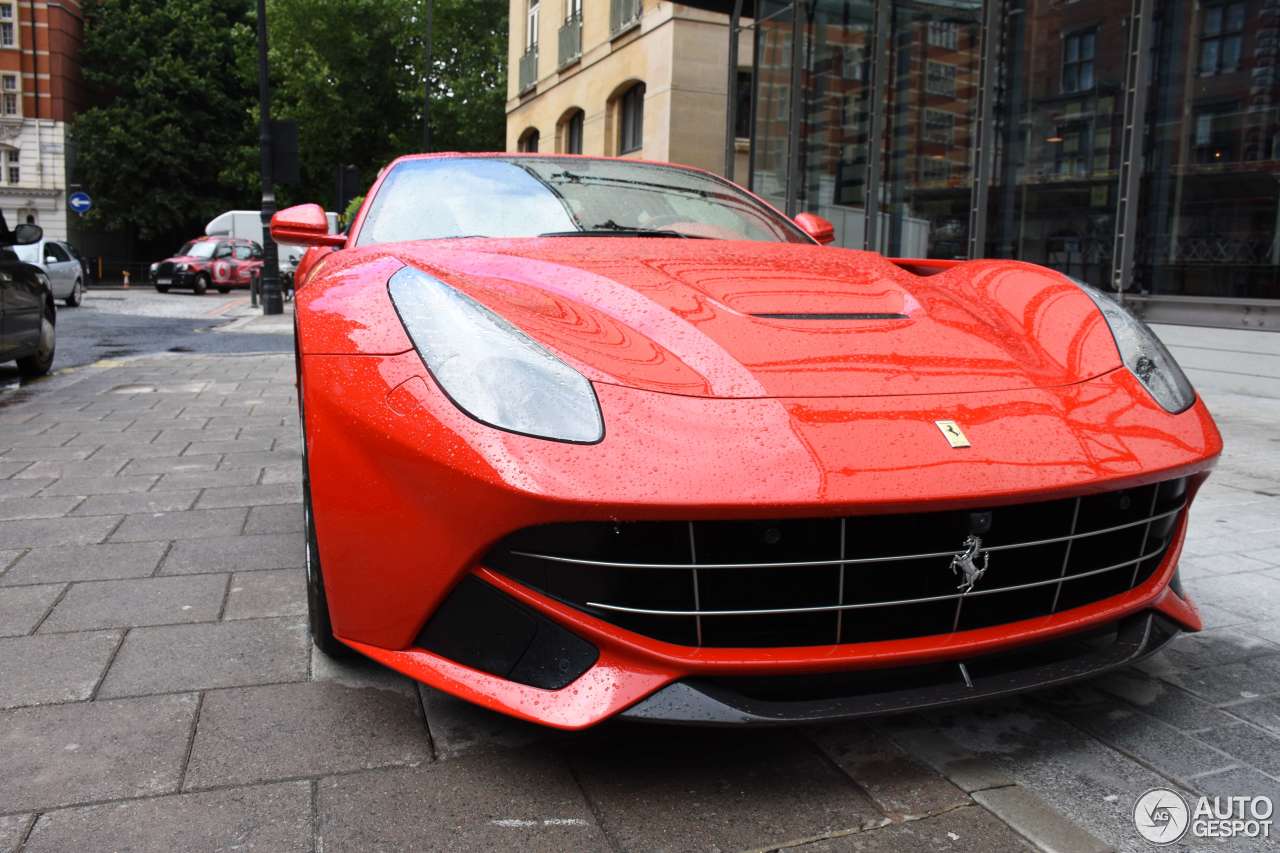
[751,312,909,321]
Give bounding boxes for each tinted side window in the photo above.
[233,245,253,260]
[46,243,70,262]
[214,243,233,258]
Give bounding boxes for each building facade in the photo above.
[0,0,83,241]
[507,0,1280,330]
[506,0,751,175]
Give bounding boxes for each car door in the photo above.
[232,243,257,285]
[0,257,12,360]
[0,250,46,356]
[43,242,75,295]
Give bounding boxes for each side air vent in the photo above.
[751,312,909,321]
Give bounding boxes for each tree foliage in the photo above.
[73,0,258,239]
[73,0,507,239]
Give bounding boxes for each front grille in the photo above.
[485,478,1188,648]
[154,262,176,277]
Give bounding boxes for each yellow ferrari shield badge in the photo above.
[935,420,971,448]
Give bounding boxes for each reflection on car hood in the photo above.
[385,239,1123,399]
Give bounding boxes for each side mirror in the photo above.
[271,204,346,248]
[794,212,835,245]
[14,223,42,245]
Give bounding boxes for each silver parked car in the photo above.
[14,239,85,307]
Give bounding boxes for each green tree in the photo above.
[227,0,508,209]
[72,0,258,239]
[417,0,508,155]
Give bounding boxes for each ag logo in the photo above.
[1134,788,1190,844]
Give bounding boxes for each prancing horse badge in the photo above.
[934,420,971,448]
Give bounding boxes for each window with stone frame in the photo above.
[0,2,14,48]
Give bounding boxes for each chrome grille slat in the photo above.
[1049,497,1084,614]
[583,544,1168,619]
[835,518,846,643]
[1130,487,1162,588]
[688,522,703,646]
[508,504,1185,572]
[489,479,1189,649]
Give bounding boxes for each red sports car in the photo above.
[273,153,1221,729]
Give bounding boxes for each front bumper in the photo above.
[304,351,1220,729]
[151,270,196,289]
[621,610,1180,725]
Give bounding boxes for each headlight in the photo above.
[388,266,604,443]
[175,263,189,272]
[1072,280,1195,413]
[149,263,158,273]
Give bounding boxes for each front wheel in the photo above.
[16,304,55,378]
[65,279,83,308]
[302,411,349,658]
[193,274,209,295]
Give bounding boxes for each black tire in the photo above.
[65,279,83,308]
[217,286,231,294]
[301,395,349,658]
[15,302,55,379]
[155,285,170,293]
[193,274,209,295]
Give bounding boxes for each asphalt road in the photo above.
[0,287,293,387]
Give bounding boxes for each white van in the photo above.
[205,210,339,275]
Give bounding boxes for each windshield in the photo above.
[178,241,218,259]
[356,157,810,245]
[12,243,41,264]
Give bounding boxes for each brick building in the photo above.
[0,0,83,241]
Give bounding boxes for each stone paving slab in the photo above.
[222,569,307,620]
[70,489,200,517]
[777,806,1031,852]
[0,583,63,635]
[0,693,197,812]
[37,474,159,496]
[317,753,609,853]
[97,617,309,699]
[183,681,431,790]
[0,630,121,709]
[39,574,228,633]
[22,781,313,853]
[565,728,883,852]
[110,508,249,543]
[0,542,167,585]
[0,515,121,549]
[0,496,84,521]
[159,532,304,574]
[808,722,972,818]
[0,814,32,853]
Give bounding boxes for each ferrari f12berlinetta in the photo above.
[273,154,1220,729]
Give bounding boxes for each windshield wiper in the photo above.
[539,221,713,239]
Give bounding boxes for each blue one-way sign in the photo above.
[68,192,92,215]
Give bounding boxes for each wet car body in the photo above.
[274,154,1221,729]
[0,222,56,378]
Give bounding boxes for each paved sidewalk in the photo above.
[0,352,1278,852]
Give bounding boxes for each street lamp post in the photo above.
[256,0,283,315]
[423,0,434,152]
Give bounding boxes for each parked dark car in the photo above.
[0,217,56,378]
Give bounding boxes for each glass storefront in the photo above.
[734,0,1280,326]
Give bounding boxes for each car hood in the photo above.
[373,239,1123,400]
